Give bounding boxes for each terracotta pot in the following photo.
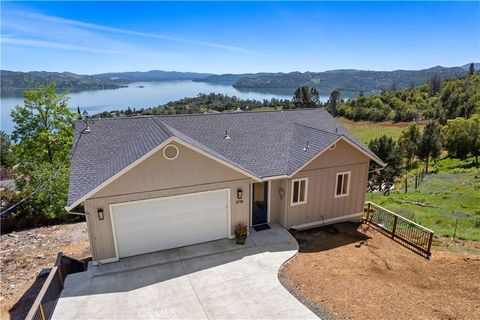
[236,235,246,245]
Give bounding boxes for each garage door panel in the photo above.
[111,189,229,258]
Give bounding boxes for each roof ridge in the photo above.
[91,118,166,191]
[293,121,342,137]
[151,117,173,137]
[154,108,325,118]
[161,122,258,178]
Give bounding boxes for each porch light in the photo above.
[97,208,104,220]
[237,189,243,200]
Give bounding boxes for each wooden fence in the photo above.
[364,201,435,259]
[25,253,88,320]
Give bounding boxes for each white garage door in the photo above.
[111,188,230,258]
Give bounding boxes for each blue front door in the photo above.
[252,182,268,225]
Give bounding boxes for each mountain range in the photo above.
[1,63,478,95]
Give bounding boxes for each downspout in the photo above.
[64,206,99,264]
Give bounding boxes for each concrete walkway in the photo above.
[52,223,318,319]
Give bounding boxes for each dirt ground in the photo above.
[0,222,90,320]
[280,222,480,320]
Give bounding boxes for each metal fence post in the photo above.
[392,215,398,239]
[427,232,433,259]
[39,304,46,320]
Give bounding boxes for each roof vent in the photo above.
[303,141,310,151]
[82,110,92,133]
[163,144,179,160]
[224,130,231,140]
[335,127,338,133]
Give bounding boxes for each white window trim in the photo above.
[291,178,308,206]
[335,171,351,198]
[163,144,179,160]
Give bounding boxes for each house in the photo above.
[66,109,385,264]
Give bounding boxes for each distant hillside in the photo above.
[192,73,273,85]
[462,63,480,71]
[231,66,474,92]
[338,73,480,122]
[2,63,477,95]
[0,70,124,94]
[95,70,211,82]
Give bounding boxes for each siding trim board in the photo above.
[292,212,364,230]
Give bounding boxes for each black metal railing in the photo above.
[364,201,434,259]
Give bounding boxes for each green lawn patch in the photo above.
[367,171,480,241]
[336,117,419,144]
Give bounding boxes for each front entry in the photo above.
[252,182,268,225]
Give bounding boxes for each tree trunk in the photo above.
[425,155,429,173]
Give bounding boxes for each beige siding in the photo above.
[302,139,369,171]
[95,142,248,198]
[284,139,370,228]
[84,142,252,261]
[269,179,287,226]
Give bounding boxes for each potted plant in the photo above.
[235,223,248,245]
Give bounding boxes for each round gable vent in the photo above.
[329,143,337,150]
[163,144,179,160]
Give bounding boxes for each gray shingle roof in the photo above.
[67,109,383,208]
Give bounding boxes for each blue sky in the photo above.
[1,1,479,74]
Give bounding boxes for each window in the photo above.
[335,171,350,198]
[291,178,308,205]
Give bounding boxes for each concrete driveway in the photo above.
[53,223,318,320]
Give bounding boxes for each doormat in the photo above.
[253,224,271,232]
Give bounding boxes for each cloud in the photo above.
[1,37,121,54]
[8,9,266,56]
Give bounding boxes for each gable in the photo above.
[91,142,250,199]
[298,139,370,173]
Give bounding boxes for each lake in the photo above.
[0,80,349,134]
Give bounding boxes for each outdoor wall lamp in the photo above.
[237,189,243,200]
[97,208,104,221]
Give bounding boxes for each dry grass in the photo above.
[280,222,480,320]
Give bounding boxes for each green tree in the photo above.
[398,123,421,168]
[328,89,341,116]
[468,115,480,166]
[0,130,15,168]
[10,83,75,219]
[470,62,475,76]
[417,121,442,173]
[77,105,82,119]
[443,117,472,159]
[292,86,320,108]
[368,135,402,194]
[429,72,442,96]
